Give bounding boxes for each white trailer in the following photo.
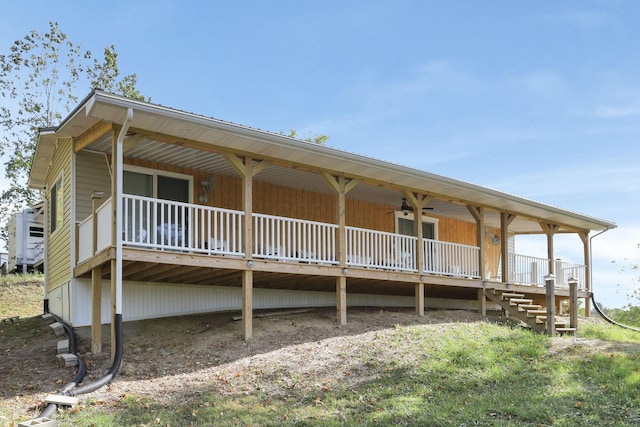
[8,205,44,273]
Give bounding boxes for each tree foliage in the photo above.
[0,22,146,244]
[606,246,640,327]
[283,129,329,145]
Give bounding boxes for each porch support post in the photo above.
[223,153,257,339]
[321,173,358,326]
[540,223,560,275]
[569,276,578,330]
[404,192,429,316]
[336,175,348,325]
[467,205,485,281]
[545,274,556,337]
[579,231,591,317]
[500,213,516,282]
[91,191,104,354]
[478,289,486,316]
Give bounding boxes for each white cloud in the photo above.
[593,105,640,118]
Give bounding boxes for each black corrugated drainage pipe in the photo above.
[38,313,87,418]
[590,293,640,333]
[66,313,123,396]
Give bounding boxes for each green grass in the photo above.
[56,321,640,427]
[2,277,639,426]
[0,273,44,319]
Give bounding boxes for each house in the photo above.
[29,90,616,353]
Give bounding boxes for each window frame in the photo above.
[50,174,64,234]
[123,165,193,203]
[394,211,439,240]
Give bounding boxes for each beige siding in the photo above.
[75,151,112,222]
[47,138,73,291]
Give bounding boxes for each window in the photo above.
[123,167,192,245]
[51,177,63,233]
[395,212,438,239]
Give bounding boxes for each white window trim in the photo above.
[50,172,64,236]
[123,165,193,203]
[394,211,439,240]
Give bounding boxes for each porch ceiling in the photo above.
[35,90,616,234]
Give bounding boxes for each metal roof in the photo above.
[29,90,616,233]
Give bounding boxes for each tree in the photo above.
[282,129,329,145]
[0,22,146,244]
[610,245,640,326]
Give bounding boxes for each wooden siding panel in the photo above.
[75,151,111,222]
[48,138,73,290]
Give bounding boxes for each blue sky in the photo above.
[1,1,638,308]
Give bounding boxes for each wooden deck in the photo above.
[75,246,580,303]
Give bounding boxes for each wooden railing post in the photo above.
[568,276,578,330]
[545,274,556,337]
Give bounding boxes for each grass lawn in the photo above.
[56,321,640,426]
[2,276,639,426]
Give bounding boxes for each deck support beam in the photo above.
[242,270,253,339]
[478,288,486,315]
[569,276,578,330]
[337,275,347,326]
[545,274,556,337]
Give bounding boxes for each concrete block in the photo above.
[56,339,69,354]
[18,417,57,426]
[56,353,78,368]
[45,394,79,407]
[41,313,54,323]
[49,322,65,337]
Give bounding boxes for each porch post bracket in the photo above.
[320,172,358,194]
[402,191,430,211]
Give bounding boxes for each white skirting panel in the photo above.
[69,278,479,327]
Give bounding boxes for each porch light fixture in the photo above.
[247,260,254,268]
[343,268,348,275]
[199,176,214,204]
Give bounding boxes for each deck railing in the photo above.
[76,195,585,288]
[345,226,417,272]
[509,253,586,290]
[253,213,338,264]
[122,194,245,256]
[423,238,481,278]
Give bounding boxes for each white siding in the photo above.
[70,279,419,327]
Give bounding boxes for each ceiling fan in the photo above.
[400,198,434,215]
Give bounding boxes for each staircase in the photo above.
[485,289,576,335]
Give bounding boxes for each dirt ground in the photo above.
[0,307,488,420]
[1,307,631,423]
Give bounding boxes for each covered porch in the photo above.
[45,92,610,350]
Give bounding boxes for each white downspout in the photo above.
[115,108,134,317]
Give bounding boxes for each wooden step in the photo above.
[536,316,570,327]
[519,304,542,311]
[556,327,577,335]
[501,292,525,300]
[527,309,547,317]
[509,298,533,306]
